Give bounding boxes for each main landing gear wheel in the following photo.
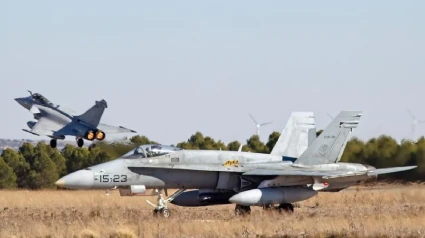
[50,139,57,148]
[153,208,171,218]
[277,203,294,213]
[235,205,251,216]
[77,138,84,147]
[146,188,186,218]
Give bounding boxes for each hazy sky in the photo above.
[1,1,425,145]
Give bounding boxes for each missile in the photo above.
[171,190,236,207]
[228,187,317,206]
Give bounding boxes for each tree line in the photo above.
[0,132,424,189]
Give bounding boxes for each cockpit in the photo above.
[123,144,182,158]
[32,93,56,107]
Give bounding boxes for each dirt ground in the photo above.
[1,183,425,238]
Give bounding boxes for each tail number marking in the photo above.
[99,175,128,183]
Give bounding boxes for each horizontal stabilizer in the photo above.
[367,166,417,176]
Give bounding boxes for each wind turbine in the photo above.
[407,109,425,139]
[249,113,272,137]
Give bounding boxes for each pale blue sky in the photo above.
[1,1,425,145]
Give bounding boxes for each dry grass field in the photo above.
[1,183,425,238]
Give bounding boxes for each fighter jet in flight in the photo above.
[15,91,136,148]
[55,111,416,218]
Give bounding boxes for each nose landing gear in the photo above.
[146,188,186,218]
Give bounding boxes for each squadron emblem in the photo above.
[319,144,329,156]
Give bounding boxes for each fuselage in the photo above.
[56,148,376,192]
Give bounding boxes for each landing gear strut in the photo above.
[235,205,251,216]
[76,138,84,147]
[50,139,57,148]
[146,188,186,218]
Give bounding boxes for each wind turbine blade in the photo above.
[249,113,258,125]
[260,121,273,126]
[407,109,415,120]
[326,113,334,120]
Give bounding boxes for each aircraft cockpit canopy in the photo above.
[123,144,182,158]
[32,93,56,107]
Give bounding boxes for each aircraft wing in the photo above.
[128,163,248,173]
[242,166,417,178]
[23,117,62,137]
[129,163,417,180]
[242,169,367,178]
[97,123,137,134]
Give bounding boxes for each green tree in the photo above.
[0,156,17,189]
[19,142,35,166]
[266,131,281,152]
[227,141,241,151]
[1,148,30,188]
[340,137,365,163]
[28,149,59,189]
[130,135,154,145]
[177,132,227,150]
[89,146,113,164]
[61,145,92,173]
[363,136,399,168]
[35,143,67,177]
[245,135,268,153]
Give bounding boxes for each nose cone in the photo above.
[55,170,94,189]
[15,97,31,109]
[15,97,25,106]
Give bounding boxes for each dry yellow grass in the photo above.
[1,183,425,238]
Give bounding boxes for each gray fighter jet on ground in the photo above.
[15,91,136,148]
[55,111,416,218]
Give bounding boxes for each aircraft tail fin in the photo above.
[308,128,316,146]
[75,100,108,127]
[294,111,362,166]
[270,112,316,160]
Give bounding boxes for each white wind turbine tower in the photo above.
[249,113,272,137]
[407,109,425,140]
